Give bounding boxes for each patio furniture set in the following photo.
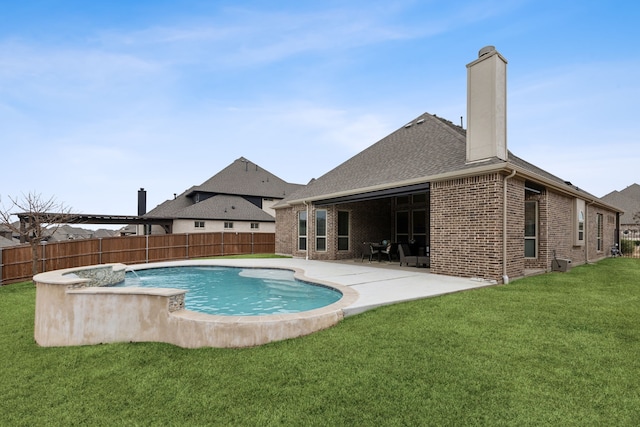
[361,241,430,268]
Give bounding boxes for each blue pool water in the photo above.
[119,266,342,316]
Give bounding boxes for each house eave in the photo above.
[510,165,622,213]
[279,162,513,207]
[278,160,621,213]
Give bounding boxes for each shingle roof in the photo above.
[0,234,18,248]
[279,112,613,208]
[283,113,479,201]
[175,194,275,222]
[601,184,640,224]
[191,157,303,199]
[145,188,195,218]
[144,157,303,222]
[146,193,275,222]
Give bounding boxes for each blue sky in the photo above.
[1,1,639,222]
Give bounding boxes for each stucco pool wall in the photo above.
[33,261,359,349]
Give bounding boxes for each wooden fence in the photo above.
[0,232,275,285]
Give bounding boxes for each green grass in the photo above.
[2,258,640,426]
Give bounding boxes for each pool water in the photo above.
[119,266,342,316]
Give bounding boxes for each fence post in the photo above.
[98,238,103,264]
[251,232,255,254]
[186,233,189,259]
[41,241,47,273]
[221,232,224,256]
[145,235,149,263]
[0,247,3,285]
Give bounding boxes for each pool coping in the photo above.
[33,258,494,348]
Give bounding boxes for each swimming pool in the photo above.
[120,266,342,316]
[33,260,359,348]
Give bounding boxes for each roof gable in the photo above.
[146,191,274,222]
[191,157,303,199]
[279,112,611,207]
[282,113,501,202]
[619,183,640,200]
[176,194,275,222]
[601,185,640,224]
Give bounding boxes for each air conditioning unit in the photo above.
[551,258,572,272]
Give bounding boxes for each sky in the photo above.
[1,0,639,226]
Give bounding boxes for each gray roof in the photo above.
[190,157,303,199]
[601,184,640,225]
[0,234,19,248]
[147,193,275,222]
[145,157,303,222]
[281,112,603,205]
[176,194,275,222]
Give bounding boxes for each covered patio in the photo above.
[302,182,431,264]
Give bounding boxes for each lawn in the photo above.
[1,258,640,426]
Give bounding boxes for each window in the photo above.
[337,211,349,251]
[194,221,205,228]
[316,209,327,251]
[396,196,410,205]
[574,199,585,246]
[224,222,233,229]
[412,193,426,204]
[395,211,409,243]
[412,210,426,247]
[596,213,603,251]
[525,201,537,258]
[251,222,259,229]
[298,211,307,251]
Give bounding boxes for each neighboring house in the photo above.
[0,224,19,248]
[0,222,116,247]
[47,224,95,241]
[274,46,621,284]
[145,157,304,234]
[601,183,640,240]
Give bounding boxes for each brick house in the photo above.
[274,46,621,284]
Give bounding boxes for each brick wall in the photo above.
[276,174,619,281]
[276,199,393,260]
[431,173,505,282]
[275,206,296,256]
[506,178,525,278]
[525,189,618,271]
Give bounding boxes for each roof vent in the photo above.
[404,123,413,128]
[416,119,425,124]
[478,45,495,58]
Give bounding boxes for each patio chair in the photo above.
[398,243,418,267]
[361,242,380,262]
[380,242,396,262]
[398,243,430,268]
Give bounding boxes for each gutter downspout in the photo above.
[503,169,517,284]
[303,200,310,260]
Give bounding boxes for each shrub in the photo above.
[620,238,635,254]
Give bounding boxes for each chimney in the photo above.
[466,45,508,163]
[137,188,147,216]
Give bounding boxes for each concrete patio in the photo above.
[183,257,499,316]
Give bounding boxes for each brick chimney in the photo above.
[466,46,508,163]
